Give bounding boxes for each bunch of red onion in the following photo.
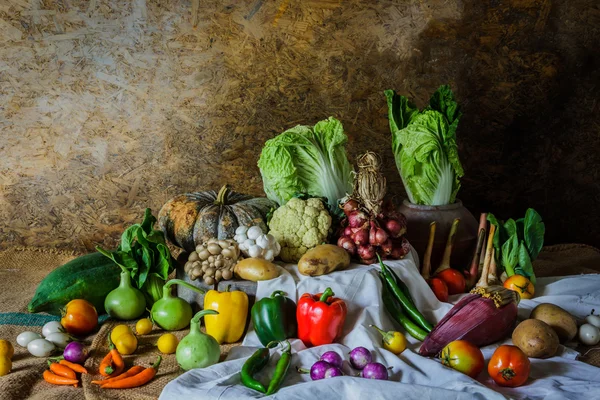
[337,199,409,264]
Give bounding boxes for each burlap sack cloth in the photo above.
[0,244,599,399]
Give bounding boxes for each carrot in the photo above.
[48,361,76,380]
[43,370,79,387]
[59,360,88,374]
[91,365,145,385]
[101,356,161,389]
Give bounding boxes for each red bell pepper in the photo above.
[296,287,347,347]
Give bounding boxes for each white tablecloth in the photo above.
[160,248,600,400]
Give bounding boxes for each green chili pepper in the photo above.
[379,273,428,341]
[240,341,277,393]
[384,262,415,305]
[266,341,292,395]
[378,257,433,332]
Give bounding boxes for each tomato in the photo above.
[435,268,466,295]
[488,345,530,387]
[504,275,535,299]
[439,340,484,378]
[61,299,98,336]
[428,277,449,302]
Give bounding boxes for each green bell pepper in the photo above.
[251,291,297,347]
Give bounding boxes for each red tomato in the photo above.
[435,268,466,295]
[439,340,484,378]
[488,345,531,387]
[61,299,98,336]
[428,277,449,302]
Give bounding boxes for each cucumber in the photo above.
[28,252,121,315]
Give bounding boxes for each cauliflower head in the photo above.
[268,197,332,263]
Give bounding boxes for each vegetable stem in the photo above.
[319,288,334,303]
[163,279,206,299]
[476,224,496,288]
[466,227,486,289]
[421,222,436,279]
[434,218,460,274]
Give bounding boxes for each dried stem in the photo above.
[434,218,460,274]
[466,227,486,289]
[488,248,500,286]
[421,222,436,280]
[476,224,496,288]
[478,214,488,275]
[354,152,386,216]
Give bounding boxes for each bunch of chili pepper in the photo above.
[43,359,88,387]
[378,256,433,341]
[93,356,161,389]
[240,341,292,395]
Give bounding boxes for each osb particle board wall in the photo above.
[1,0,599,252]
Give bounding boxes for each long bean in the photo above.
[380,261,433,332]
[379,274,428,341]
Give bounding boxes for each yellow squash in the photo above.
[203,286,249,344]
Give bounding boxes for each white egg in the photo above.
[42,321,64,338]
[44,332,72,349]
[27,338,56,357]
[578,323,600,346]
[246,226,263,241]
[585,315,600,329]
[16,331,42,347]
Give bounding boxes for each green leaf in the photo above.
[501,235,519,276]
[524,208,545,261]
[518,241,536,285]
[119,224,140,253]
[257,117,354,215]
[387,86,463,206]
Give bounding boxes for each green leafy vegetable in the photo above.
[97,208,175,307]
[385,85,464,205]
[257,117,354,216]
[487,208,544,284]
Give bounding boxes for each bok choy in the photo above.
[385,85,464,206]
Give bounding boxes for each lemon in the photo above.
[111,324,132,343]
[0,356,11,376]
[114,333,138,355]
[0,340,14,359]
[135,318,153,336]
[157,333,178,354]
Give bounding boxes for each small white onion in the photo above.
[585,315,600,329]
[247,226,263,241]
[27,338,56,357]
[579,323,600,346]
[42,321,63,338]
[235,226,248,235]
[17,331,42,347]
[45,332,72,349]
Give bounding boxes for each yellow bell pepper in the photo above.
[203,285,249,344]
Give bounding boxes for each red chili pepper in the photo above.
[296,287,347,347]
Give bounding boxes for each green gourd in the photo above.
[151,279,206,331]
[104,269,146,320]
[28,252,121,315]
[176,310,221,370]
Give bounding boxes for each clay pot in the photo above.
[398,199,478,271]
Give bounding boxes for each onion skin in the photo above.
[384,218,405,238]
[380,239,393,255]
[342,199,360,215]
[348,210,368,229]
[352,228,369,246]
[343,226,352,237]
[337,236,357,256]
[357,245,376,261]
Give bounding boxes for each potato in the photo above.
[512,319,559,359]
[298,244,350,277]
[530,303,578,343]
[234,258,280,282]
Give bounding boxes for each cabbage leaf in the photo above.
[257,117,354,216]
[385,85,464,205]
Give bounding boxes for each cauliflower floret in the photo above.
[268,197,332,263]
